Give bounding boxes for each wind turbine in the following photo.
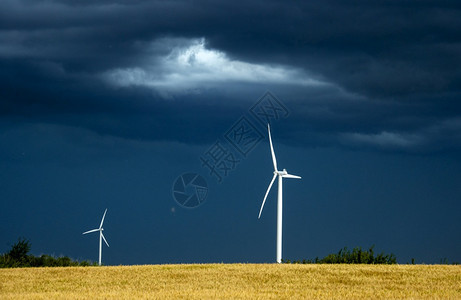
[83,208,109,266]
[258,124,301,263]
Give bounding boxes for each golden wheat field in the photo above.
[1,264,460,299]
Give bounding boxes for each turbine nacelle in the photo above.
[274,169,287,176]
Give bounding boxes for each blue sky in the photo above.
[1,0,461,264]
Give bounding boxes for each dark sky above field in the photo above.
[1,0,461,265]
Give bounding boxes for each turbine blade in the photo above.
[268,124,278,171]
[282,174,302,179]
[82,228,99,235]
[101,233,110,247]
[99,208,107,229]
[259,173,277,218]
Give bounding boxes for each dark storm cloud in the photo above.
[3,0,460,94]
[1,0,461,151]
[204,1,461,98]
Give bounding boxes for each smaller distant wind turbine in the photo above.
[83,208,109,266]
[258,124,301,263]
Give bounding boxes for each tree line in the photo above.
[0,238,97,268]
[3,239,458,267]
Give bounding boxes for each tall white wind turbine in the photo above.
[258,124,301,263]
[83,208,109,266]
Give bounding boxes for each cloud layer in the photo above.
[1,0,460,152]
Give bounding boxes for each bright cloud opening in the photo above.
[103,38,325,92]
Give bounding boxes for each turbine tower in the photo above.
[83,208,109,266]
[258,124,301,263]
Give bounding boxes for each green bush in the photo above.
[283,245,397,264]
